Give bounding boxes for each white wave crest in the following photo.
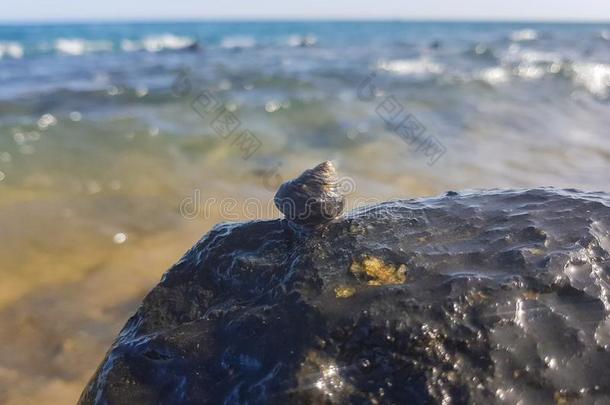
[287,35,317,47]
[519,50,561,64]
[479,67,510,85]
[0,42,24,59]
[142,34,195,52]
[220,36,256,50]
[510,29,538,42]
[377,58,444,77]
[571,63,610,98]
[500,49,562,80]
[121,34,196,53]
[515,65,546,79]
[55,38,113,55]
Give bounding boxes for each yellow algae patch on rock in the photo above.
[334,286,356,298]
[350,256,407,286]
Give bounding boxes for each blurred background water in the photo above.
[0,21,609,404]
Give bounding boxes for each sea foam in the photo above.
[377,57,444,77]
[510,29,538,42]
[121,34,196,52]
[55,38,113,55]
[0,42,24,59]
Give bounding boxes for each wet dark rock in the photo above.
[80,188,610,404]
[184,41,201,52]
[429,40,442,49]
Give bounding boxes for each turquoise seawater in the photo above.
[1,21,609,189]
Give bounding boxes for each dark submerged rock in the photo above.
[80,188,610,404]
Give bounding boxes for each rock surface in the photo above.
[80,188,610,404]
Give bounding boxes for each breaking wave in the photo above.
[510,29,539,42]
[377,57,444,77]
[121,34,197,53]
[55,38,113,55]
[0,42,24,59]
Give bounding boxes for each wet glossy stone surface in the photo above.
[80,188,610,404]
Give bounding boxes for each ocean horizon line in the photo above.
[1,17,609,27]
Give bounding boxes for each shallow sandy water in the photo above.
[0,223,201,404]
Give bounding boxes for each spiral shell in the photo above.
[274,161,345,227]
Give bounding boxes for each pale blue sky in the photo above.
[1,0,609,22]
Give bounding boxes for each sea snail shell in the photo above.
[274,161,345,227]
